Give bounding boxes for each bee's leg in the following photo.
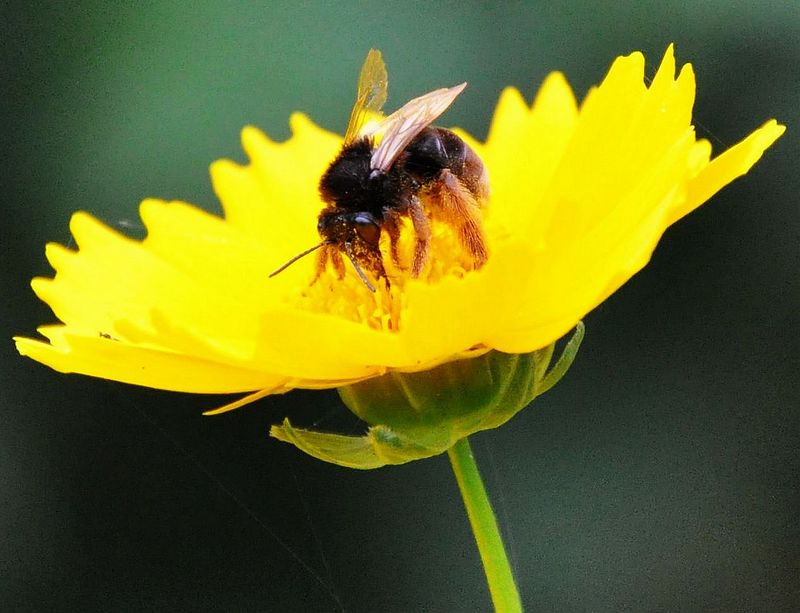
[329,248,346,279]
[311,245,326,283]
[408,196,432,277]
[431,169,488,268]
[313,243,346,283]
[381,208,405,270]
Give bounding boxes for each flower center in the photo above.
[295,217,484,331]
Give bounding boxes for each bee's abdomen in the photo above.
[403,127,489,201]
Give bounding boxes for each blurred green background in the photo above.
[2,2,798,611]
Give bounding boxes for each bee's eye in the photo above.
[353,213,380,246]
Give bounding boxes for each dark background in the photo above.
[2,2,798,611]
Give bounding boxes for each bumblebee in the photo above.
[271,50,489,291]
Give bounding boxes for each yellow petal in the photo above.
[671,119,786,225]
[482,75,578,237]
[212,116,339,252]
[15,327,288,394]
[40,211,265,363]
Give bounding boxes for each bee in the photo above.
[271,49,489,291]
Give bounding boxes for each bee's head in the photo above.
[318,211,381,247]
[270,210,382,293]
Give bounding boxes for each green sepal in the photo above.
[538,319,584,395]
[271,322,584,468]
[270,420,442,469]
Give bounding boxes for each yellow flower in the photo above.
[16,46,783,417]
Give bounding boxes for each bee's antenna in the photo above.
[344,242,377,293]
[269,242,326,278]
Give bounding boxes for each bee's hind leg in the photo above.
[431,169,488,268]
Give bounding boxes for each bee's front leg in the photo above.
[313,243,346,282]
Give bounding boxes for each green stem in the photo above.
[447,437,522,612]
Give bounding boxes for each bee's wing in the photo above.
[343,49,389,144]
[370,83,467,173]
